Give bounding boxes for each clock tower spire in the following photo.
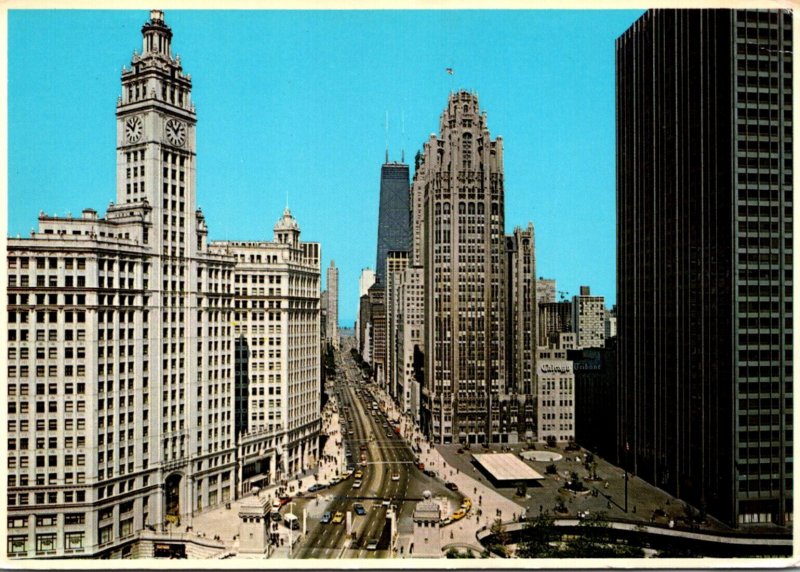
[142,9,173,58]
[116,9,198,255]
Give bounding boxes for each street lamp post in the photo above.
[624,441,630,513]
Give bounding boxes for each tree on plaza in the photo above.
[516,511,559,558]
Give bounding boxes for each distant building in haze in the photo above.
[355,268,375,350]
[325,260,339,349]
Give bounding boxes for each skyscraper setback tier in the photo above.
[616,9,792,527]
[6,11,321,558]
[375,161,411,286]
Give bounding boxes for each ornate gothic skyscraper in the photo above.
[418,91,508,444]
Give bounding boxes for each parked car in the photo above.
[353,503,367,516]
[452,509,466,521]
[320,512,332,524]
[308,483,325,493]
[445,482,458,491]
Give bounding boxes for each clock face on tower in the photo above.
[165,119,187,147]
[125,116,143,143]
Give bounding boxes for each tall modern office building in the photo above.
[418,91,509,444]
[617,9,792,526]
[375,160,411,286]
[325,261,339,349]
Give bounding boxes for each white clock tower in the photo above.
[116,9,196,223]
[112,10,228,529]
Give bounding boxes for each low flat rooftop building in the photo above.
[471,453,545,486]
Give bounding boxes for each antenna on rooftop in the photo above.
[385,111,389,163]
[401,110,405,163]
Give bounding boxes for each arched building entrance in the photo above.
[165,473,182,525]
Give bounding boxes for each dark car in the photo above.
[445,482,459,491]
[320,512,332,524]
[308,483,325,493]
[423,469,436,478]
[270,511,283,522]
[353,503,367,516]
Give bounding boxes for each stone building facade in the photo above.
[572,286,606,349]
[324,261,339,350]
[5,11,320,559]
[213,208,321,495]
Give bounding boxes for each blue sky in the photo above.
[8,9,643,326]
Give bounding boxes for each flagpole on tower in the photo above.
[385,111,389,163]
[446,67,454,94]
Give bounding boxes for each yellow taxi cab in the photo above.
[354,470,364,480]
[452,509,466,521]
[461,497,472,510]
[332,511,345,524]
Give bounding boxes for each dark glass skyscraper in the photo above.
[617,9,792,527]
[375,160,411,285]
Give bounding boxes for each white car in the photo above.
[391,473,400,481]
[352,479,362,489]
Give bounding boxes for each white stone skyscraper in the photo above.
[7,11,237,556]
[214,207,321,495]
[6,11,322,559]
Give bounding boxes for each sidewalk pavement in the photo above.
[188,393,347,557]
